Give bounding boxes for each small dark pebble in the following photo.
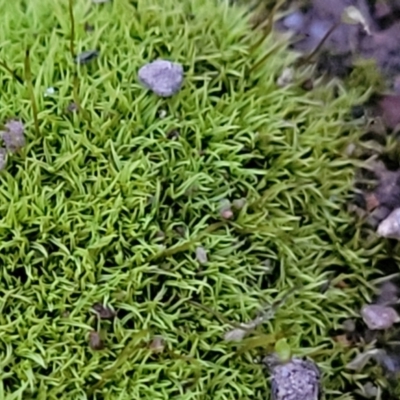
[75,50,99,65]
[301,79,314,91]
[89,331,105,350]
[92,303,116,320]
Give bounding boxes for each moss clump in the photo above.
[0,0,381,398]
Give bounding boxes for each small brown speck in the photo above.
[149,336,165,353]
[92,303,116,320]
[89,331,105,350]
[84,22,95,32]
[167,129,179,140]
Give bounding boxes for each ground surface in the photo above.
[0,0,385,399]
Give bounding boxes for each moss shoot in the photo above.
[0,0,383,398]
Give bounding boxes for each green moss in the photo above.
[0,0,385,399]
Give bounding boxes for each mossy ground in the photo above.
[0,0,385,399]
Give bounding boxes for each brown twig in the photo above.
[296,21,341,66]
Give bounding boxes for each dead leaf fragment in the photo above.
[149,336,165,353]
[361,304,400,330]
[89,331,105,350]
[342,6,371,35]
[195,246,208,265]
[92,303,116,320]
[75,50,99,65]
[224,328,248,342]
[346,348,383,370]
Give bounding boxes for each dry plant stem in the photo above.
[24,49,40,136]
[297,21,341,66]
[0,60,23,84]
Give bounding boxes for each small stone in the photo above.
[1,120,25,153]
[75,50,99,65]
[195,246,208,265]
[361,304,400,330]
[377,208,400,239]
[138,60,184,97]
[263,355,321,400]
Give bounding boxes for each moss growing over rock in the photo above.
[0,0,382,398]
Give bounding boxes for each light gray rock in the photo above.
[263,355,321,400]
[377,208,400,239]
[138,60,184,97]
[361,304,400,330]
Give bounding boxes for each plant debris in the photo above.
[75,50,99,65]
[89,331,105,350]
[92,303,116,320]
[149,336,165,354]
[195,246,208,265]
[138,59,184,97]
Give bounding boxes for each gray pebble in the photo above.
[263,354,321,400]
[138,59,184,97]
[1,120,25,153]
